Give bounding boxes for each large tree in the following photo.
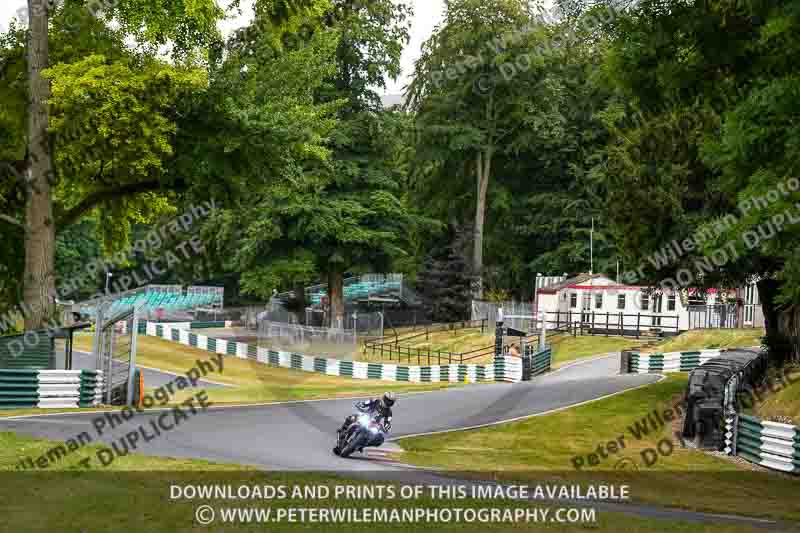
[23,0,55,329]
[407,0,566,298]
[210,0,423,327]
[594,0,800,362]
[1,0,333,328]
[2,0,226,328]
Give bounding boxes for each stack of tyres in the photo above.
[682,349,766,449]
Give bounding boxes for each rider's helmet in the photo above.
[379,392,396,412]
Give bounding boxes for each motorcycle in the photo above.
[333,413,382,458]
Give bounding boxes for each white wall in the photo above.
[538,285,690,332]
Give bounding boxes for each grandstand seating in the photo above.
[78,286,223,317]
[306,276,405,306]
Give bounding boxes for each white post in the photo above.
[590,217,594,275]
[126,305,140,407]
[539,311,547,351]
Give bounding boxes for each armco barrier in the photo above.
[0,331,55,369]
[629,349,721,373]
[494,356,522,383]
[726,414,800,474]
[0,370,105,409]
[142,322,547,383]
[121,320,234,335]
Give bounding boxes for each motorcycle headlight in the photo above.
[358,414,371,427]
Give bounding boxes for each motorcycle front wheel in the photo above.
[339,428,367,458]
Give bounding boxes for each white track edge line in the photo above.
[390,374,667,441]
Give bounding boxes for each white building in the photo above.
[534,273,750,334]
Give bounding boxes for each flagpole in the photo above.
[590,217,594,275]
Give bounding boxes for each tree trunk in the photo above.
[756,278,796,366]
[23,0,56,330]
[779,304,800,364]
[472,148,492,300]
[328,266,345,329]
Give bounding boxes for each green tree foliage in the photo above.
[594,0,800,361]
[408,0,583,298]
[210,0,423,326]
[416,223,472,322]
[0,0,330,321]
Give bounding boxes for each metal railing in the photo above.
[362,319,490,365]
[726,414,799,474]
[549,310,680,337]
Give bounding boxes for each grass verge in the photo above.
[68,335,457,406]
[0,431,780,533]
[645,329,765,353]
[548,335,642,366]
[396,376,799,522]
[751,365,800,425]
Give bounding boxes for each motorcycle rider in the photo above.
[336,392,396,453]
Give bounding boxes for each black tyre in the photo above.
[332,446,341,456]
[340,430,365,458]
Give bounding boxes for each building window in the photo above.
[667,294,676,311]
[570,293,577,309]
[640,294,650,311]
[617,294,626,310]
[595,293,603,309]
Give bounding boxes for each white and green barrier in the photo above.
[494,356,522,383]
[630,349,722,373]
[122,320,233,335]
[725,414,800,474]
[0,369,105,410]
[142,322,556,384]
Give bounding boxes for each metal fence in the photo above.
[257,320,357,360]
[473,301,679,337]
[362,319,491,365]
[689,304,742,329]
[92,303,140,406]
[472,300,536,332]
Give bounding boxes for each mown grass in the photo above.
[0,431,779,533]
[751,366,800,425]
[397,376,800,522]
[362,328,643,366]
[547,334,643,366]
[70,335,457,406]
[644,329,765,353]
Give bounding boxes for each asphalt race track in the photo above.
[3,353,794,530]
[1,354,657,470]
[71,350,229,389]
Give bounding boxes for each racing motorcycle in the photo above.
[333,413,383,458]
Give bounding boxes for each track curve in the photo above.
[0,354,660,471]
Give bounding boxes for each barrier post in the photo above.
[495,308,505,359]
[539,311,547,352]
[126,305,140,407]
